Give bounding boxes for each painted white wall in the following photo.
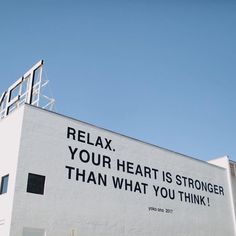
[9,105,236,236]
[230,162,236,236]
[209,157,236,234]
[0,107,24,236]
[230,162,236,235]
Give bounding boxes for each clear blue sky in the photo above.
[0,0,236,161]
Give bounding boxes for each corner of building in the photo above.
[0,105,26,236]
[208,156,236,234]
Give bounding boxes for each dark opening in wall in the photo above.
[27,173,45,195]
[0,175,9,194]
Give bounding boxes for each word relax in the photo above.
[67,127,114,151]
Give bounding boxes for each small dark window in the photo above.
[27,173,45,195]
[0,175,9,194]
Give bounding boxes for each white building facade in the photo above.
[0,104,236,236]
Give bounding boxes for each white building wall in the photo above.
[209,157,236,234]
[9,105,236,236]
[0,107,24,236]
[230,161,236,224]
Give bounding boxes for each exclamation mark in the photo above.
[207,197,210,206]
